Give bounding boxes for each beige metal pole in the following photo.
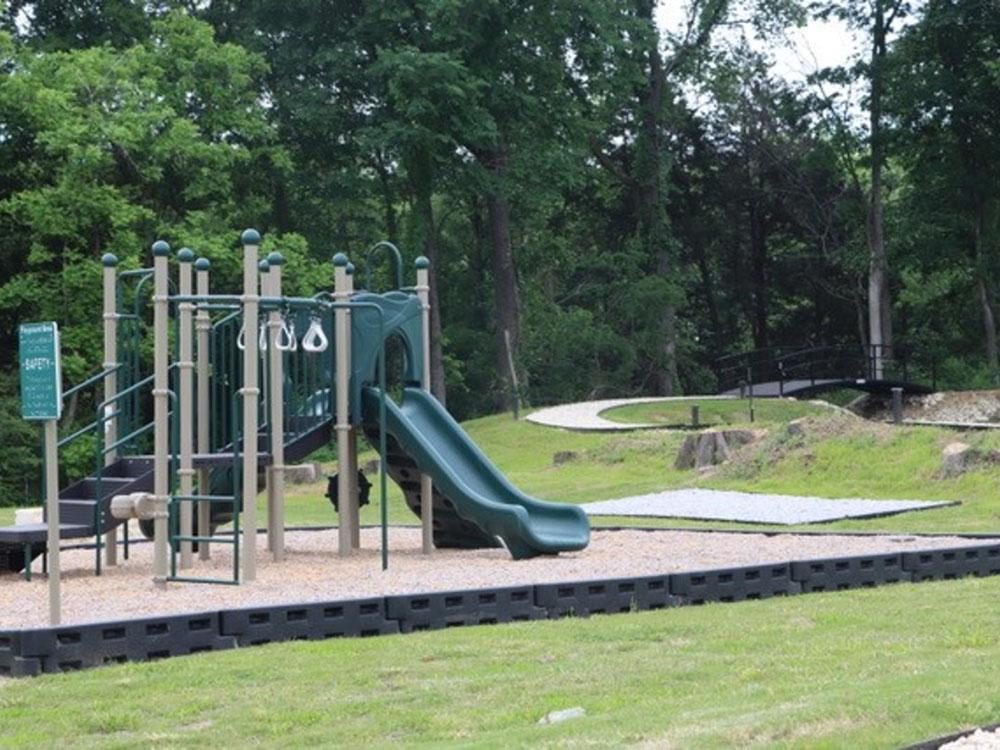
[195,257,212,560]
[267,252,286,560]
[415,257,433,553]
[241,230,261,582]
[177,249,195,569]
[259,259,273,553]
[333,253,352,556]
[101,253,119,566]
[151,240,170,586]
[45,419,60,625]
[345,263,360,550]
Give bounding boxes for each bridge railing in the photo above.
[716,344,936,395]
[715,346,799,393]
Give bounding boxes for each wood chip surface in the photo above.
[0,527,990,628]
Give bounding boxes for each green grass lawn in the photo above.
[2,576,998,748]
[4,399,1000,748]
[257,407,1000,536]
[602,397,834,427]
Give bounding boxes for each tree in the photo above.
[889,0,1000,379]
[813,0,913,374]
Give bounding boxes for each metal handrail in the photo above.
[363,241,404,292]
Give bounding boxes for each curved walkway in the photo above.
[525,396,736,431]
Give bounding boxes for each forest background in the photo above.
[0,0,997,504]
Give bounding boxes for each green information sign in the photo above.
[19,322,62,421]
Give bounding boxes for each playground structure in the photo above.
[0,230,589,605]
[714,345,936,398]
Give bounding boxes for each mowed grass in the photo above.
[265,407,1000,535]
[602,397,834,426]
[2,576,998,748]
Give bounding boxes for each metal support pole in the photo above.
[891,387,903,425]
[151,240,171,587]
[45,419,60,625]
[691,404,699,428]
[259,258,273,553]
[241,229,261,582]
[415,257,434,554]
[333,254,353,556]
[267,252,286,561]
[195,258,212,560]
[177,248,195,569]
[345,263,360,550]
[101,253,119,566]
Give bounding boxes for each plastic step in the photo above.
[59,477,132,501]
[56,500,99,527]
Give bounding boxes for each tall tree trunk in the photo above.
[375,154,399,243]
[974,203,1000,378]
[407,150,447,404]
[867,0,893,376]
[485,146,522,411]
[693,240,722,352]
[637,0,677,395]
[749,196,769,349]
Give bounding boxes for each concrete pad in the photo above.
[581,488,955,525]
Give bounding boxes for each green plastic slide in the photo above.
[363,386,590,559]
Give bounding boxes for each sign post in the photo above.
[19,322,62,625]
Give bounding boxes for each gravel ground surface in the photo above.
[581,488,953,524]
[864,389,1000,424]
[526,396,736,431]
[941,728,1000,749]
[0,527,989,628]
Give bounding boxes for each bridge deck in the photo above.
[723,378,933,398]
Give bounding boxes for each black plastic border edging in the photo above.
[2,541,999,678]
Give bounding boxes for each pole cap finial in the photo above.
[346,262,355,276]
[195,257,211,271]
[178,247,195,263]
[101,252,119,267]
[266,251,284,266]
[152,240,170,257]
[415,256,430,270]
[258,259,270,272]
[241,228,261,246]
[333,252,348,268]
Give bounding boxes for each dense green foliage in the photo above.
[0,1,997,503]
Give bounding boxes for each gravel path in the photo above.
[526,396,736,431]
[0,528,988,628]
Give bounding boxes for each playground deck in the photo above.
[0,527,989,628]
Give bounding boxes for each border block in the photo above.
[792,553,910,592]
[670,563,800,603]
[9,613,235,673]
[902,545,1000,581]
[219,598,398,645]
[386,586,545,632]
[534,575,680,618]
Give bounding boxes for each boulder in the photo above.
[787,418,808,437]
[285,463,318,484]
[553,450,579,465]
[674,434,699,469]
[675,428,767,470]
[941,442,976,477]
[14,507,42,526]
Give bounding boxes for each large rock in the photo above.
[675,428,766,470]
[941,442,976,477]
[285,463,323,484]
[553,450,579,465]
